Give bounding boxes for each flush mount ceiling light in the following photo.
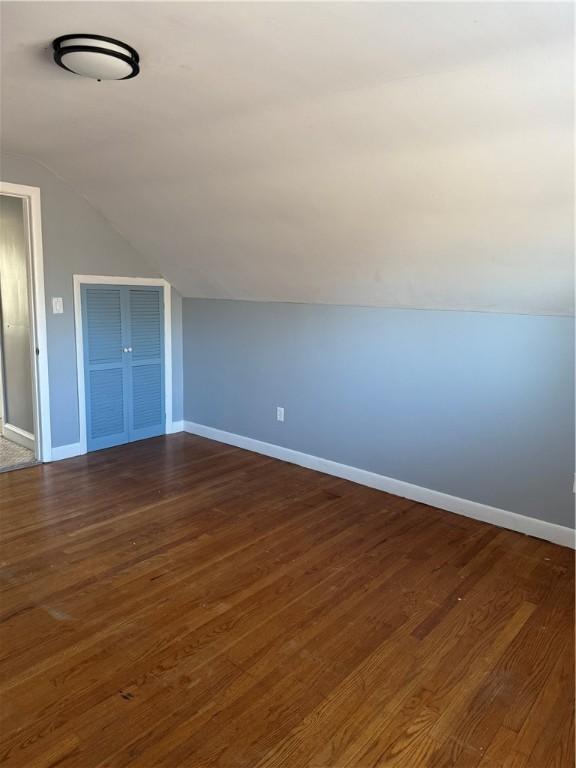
[52,34,140,80]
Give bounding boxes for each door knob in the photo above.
[127,347,133,352]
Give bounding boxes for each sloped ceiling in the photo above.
[1,1,573,314]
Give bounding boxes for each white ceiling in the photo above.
[1,1,573,314]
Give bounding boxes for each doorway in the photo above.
[0,194,37,471]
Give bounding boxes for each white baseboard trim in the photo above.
[50,422,183,460]
[50,422,182,461]
[3,423,35,451]
[182,421,575,550]
[51,442,83,461]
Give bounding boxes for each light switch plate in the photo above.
[52,297,64,314]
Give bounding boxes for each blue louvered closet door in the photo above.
[82,285,165,452]
[127,287,165,443]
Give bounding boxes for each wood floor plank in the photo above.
[0,433,573,767]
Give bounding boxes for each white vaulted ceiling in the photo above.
[1,1,573,314]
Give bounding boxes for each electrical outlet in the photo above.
[276,406,285,422]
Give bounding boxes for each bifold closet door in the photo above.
[82,285,130,451]
[82,284,165,452]
[127,287,165,443]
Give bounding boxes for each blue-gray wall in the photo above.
[183,299,575,529]
[1,154,183,446]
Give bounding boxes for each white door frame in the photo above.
[0,181,52,462]
[73,275,173,455]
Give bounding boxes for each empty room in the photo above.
[0,2,574,767]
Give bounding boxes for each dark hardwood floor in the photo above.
[0,433,574,768]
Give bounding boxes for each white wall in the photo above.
[1,2,572,314]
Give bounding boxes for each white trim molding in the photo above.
[182,421,576,550]
[52,426,183,463]
[2,423,35,452]
[51,442,83,461]
[0,181,52,462]
[73,275,173,456]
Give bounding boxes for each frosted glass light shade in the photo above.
[53,35,140,80]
